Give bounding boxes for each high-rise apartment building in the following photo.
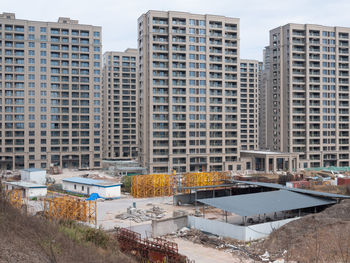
[267,23,350,168]
[138,11,240,173]
[102,49,139,159]
[0,13,102,170]
[239,59,260,150]
[258,47,270,149]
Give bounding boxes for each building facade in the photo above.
[138,11,240,173]
[0,13,102,170]
[267,23,350,168]
[258,47,270,149]
[239,59,260,150]
[102,49,138,159]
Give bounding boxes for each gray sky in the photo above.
[2,0,350,60]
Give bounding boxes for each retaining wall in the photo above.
[152,215,188,237]
[188,216,299,241]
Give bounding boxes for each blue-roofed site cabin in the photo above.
[62,177,121,199]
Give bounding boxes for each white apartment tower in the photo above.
[138,11,240,173]
[268,23,350,168]
[0,13,102,169]
[102,49,139,159]
[239,59,260,150]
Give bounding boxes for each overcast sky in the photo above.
[2,0,350,60]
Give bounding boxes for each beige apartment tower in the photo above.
[138,11,240,173]
[239,59,260,150]
[102,49,139,159]
[267,23,350,168]
[258,47,270,149]
[0,13,102,170]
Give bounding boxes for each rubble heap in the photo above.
[115,206,166,223]
[172,228,261,261]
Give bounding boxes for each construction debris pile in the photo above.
[115,206,166,223]
[170,228,261,261]
[177,227,225,247]
[0,170,20,180]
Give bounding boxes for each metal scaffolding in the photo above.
[5,189,23,209]
[131,172,230,198]
[43,196,97,225]
[180,172,230,193]
[115,227,193,263]
[131,174,176,198]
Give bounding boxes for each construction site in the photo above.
[2,163,350,262]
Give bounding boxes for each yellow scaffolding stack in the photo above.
[131,174,176,198]
[180,172,230,193]
[131,172,230,197]
[43,196,97,226]
[5,189,23,209]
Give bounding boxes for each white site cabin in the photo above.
[62,177,121,199]
[21,168,47,185]
[3,181,47,198]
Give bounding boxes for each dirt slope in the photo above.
[0,198,135,263]
[261,199,350,262]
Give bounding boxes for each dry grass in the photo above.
[0,197,135,263]
[259,199,350,262]
[311,184,350,195]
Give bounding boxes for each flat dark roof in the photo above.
[231,180,350,199]
[199,190,336,217]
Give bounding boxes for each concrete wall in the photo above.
[152,215,188,237]
[188,216,300,241]
[188,216,246,240]
[244,217,300,240]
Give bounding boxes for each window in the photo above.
[74,184,77,190]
